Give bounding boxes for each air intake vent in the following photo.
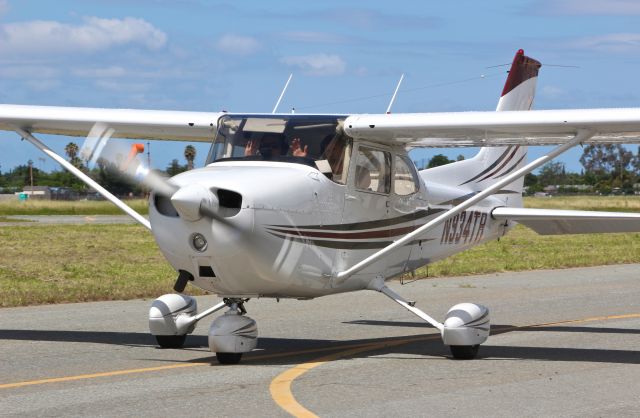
[154,194,179,217]
[217,189,242,209]
[199,266,216,277]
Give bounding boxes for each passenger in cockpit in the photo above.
[244,133,307,159]
[244,133,287,158]
[320,134,347,182]
[290,137,308,157]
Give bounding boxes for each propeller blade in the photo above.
[80,122,177,195]
[79,122,236,227]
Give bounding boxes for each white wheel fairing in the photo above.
[442,303,490,347]
[148,294,197,336]
[208,311,258,354]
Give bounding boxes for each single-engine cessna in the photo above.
[1,50,639,363]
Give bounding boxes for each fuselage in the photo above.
[148,113,514,299]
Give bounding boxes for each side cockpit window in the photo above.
[318,134,350,185]
[354,146,391,194]
[394,155,420,195]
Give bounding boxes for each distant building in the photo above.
[17,186,81,200]
[50,187,80,200]
[19,186,51,199]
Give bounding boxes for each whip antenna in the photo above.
[272,73,293,114]
[386,73,405,114]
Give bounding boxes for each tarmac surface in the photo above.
[1,264,639,417]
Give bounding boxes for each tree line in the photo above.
[0,143,197,196]
[418,145,640,195]
[2,142,639,196]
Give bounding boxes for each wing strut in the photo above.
[333,129,595,283]
[14,128,152,230]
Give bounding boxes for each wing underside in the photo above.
[0,104,219,141]
[491,207,640,235]
[344,108,640,147]
[2,105,640,146]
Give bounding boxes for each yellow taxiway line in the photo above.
[269,312,640,418]
[0,363,202,390]
[0,336,430,390]
[1,312,638,404]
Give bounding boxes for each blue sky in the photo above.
[1,0,639,174]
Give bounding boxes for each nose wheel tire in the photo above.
[155,334,187,349]
[216,352,243,364]
[449,344,479,360]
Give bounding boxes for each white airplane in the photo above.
[1,50,640,364]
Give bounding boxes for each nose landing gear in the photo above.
[208,298,258,365]
[149,294,257,364]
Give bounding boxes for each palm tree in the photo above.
[65,142,79,161]
[184,145,196,170]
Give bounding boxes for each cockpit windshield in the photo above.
[207,114,351,184]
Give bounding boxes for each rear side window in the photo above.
[354,146,391,194]
[394,156,420,195]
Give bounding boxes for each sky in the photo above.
[1,0,640,174]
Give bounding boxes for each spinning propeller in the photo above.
[79,123,231,225]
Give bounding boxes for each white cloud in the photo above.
[281,53,346,76]
[568,33,640,53]
[73,66,127,78]
[541,85,567,100]
[25,79,61,92]
[0,0,9,15]
[0,16,167,56]
[531,0,640,15]
[95,80,151,93]
[215,34,260,55]
[0,65,59,79]
[354,66,368,77]
[278,31,350,44]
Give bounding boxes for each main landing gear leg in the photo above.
[368,277,490,359]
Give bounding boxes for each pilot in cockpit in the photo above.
[244,133,308,159]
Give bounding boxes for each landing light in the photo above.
[191,233,208,252]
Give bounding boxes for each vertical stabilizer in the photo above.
[421,50,541,207]
[496,49,541,111]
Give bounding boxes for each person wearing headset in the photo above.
[244,133,307,159]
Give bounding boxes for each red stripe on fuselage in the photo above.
[266,224,420,240]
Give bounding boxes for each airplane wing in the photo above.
[2,104,640,146]
[491,207,640,235]
[344,108,640,147]
[0,104,219,141]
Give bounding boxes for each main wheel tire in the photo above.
[155,334,187,349]
[216,352,243,365]
[450,344,479,360]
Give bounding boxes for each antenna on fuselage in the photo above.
[386,73,404,114]
[272,73,293,114]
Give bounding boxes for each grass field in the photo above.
[0,195,636,215]
[0,195,638,307]
[0,198,149,216]
[0,224,179,307]
[524,195,640,212]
